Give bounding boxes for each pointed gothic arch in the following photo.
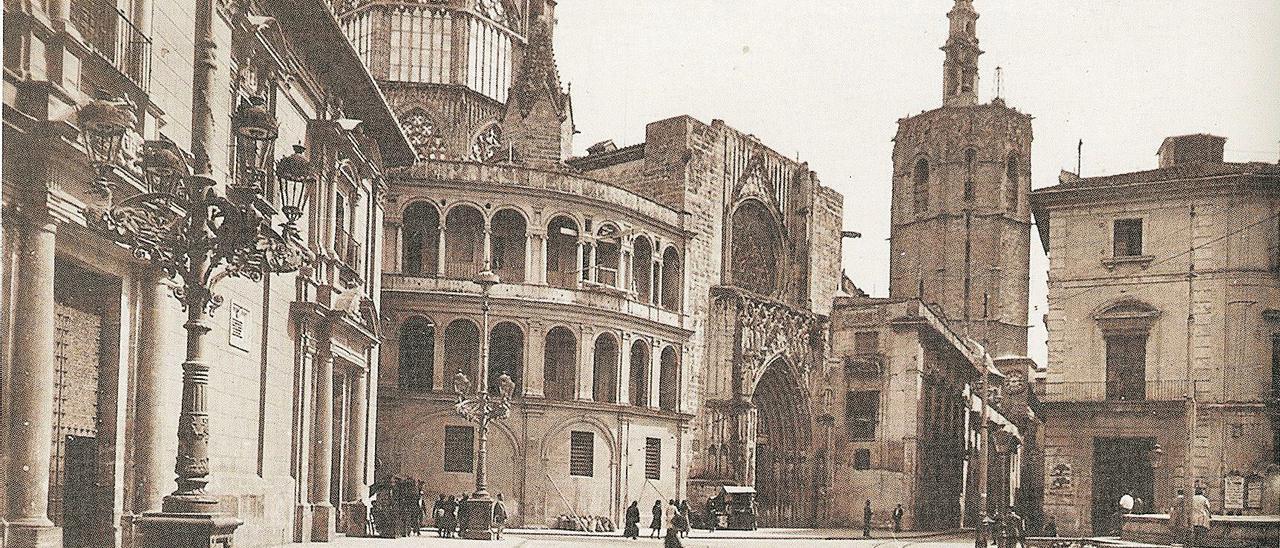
[730,199,783,297]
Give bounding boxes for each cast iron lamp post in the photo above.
[77,94,314,516]
[1148,443,1165,512]
[452,267,514,539]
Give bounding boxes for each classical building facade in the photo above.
[1032,135,1280,535]
[334,0,845,528]
[1,1,413,546]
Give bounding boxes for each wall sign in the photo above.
[229,302,251,352]
[1223,474,1245,511]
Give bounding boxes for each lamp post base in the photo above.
[460,498,497,540]
[137,511,241,548]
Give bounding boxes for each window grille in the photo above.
[570,431,594,477]
[645,438,661,480]
[443,425,474,472]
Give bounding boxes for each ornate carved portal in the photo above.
[713,287,826,527]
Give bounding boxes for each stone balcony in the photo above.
[382,273,688,330]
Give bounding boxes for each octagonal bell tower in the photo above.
[888,0,1033,358]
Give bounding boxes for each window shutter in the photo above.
[570,431,594,477]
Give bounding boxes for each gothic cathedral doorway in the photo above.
[752,358,813,527]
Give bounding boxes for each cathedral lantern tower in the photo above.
[334,0,572,165]
[888,0,1033,357]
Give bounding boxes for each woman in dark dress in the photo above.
[442,495,458,538]
[624,501,641,539]
[650,500,663,538]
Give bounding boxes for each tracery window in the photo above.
[403,111,446,161]
[470,123,504,162]
[476,0,511,27]
[730,200,781,296]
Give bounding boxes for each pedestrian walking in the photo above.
[625,501,641,539]
[705,497,717,533]
[893,503,904,533]
[433,494,447,537]
[650,500,663,538]
[1190,487,1211,548]
[457,493,470,536]
[679,499,692,538]
[442,495,458,538]
[413,481,425,536]
[863,500,873,538]
[493,494,508,539]
[664,522,685,548]
[1169,489,1189,546]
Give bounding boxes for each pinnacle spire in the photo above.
[942,0,982,107]
[499,0,574,169]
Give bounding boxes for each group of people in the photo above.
[366,476,509,539]
[368,476,427,538]
[622,499,694,546]
[430,493,510,539]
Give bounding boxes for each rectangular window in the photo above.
[645,437,661,480]
[570,431,594,477]
[853,448,872,470]
[443,426,474,472]
[846,391,879,441]
[1271,334,1280,399]
[1104,333,1147,401]
[854,331,879,355]
[1113,219,1144,257]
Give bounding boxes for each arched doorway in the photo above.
[752,358,813,528]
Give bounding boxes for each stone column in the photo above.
[648,341,663,409]
[587,241,597,283]
[433,325,446,391]
[340,366,369,535]
[654,258,664,307]
[3,217,61,547]
[524,321,545,397]
[575,239,584,283]
[130,271,182,516]
[389,221,403,274]
[436,222,446,278]
[309,347,336,541]
[535,231,547,285]
[482,219,492,270]
[578,326,595,401]
[618,333,633,405]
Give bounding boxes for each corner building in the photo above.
[2,0,414,546]
[336,0,844,527]
[1032,135,1280,535]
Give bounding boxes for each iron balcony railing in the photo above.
[1041,379,1189,403]
[71,0,152,91]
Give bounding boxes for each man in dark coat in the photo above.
[433,494,447,537]
[893,503,905,533]
[650,500,663,538]
[863,500,874,538]
[625,501,641,539]
[493,494,509,539]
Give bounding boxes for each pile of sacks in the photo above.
[554,514,615,532]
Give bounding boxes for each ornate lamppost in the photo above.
[77,93,314,545]
[1148,443,1165,512]
[452,268,515,540]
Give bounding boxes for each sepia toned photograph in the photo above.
[1,1,1278,547]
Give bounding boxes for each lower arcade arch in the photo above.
[752,358,814,527]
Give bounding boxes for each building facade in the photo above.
[1,0,413,546]
[335,0,846,529]
[1031,135,1280,535]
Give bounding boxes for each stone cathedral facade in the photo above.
[334,0,845,528]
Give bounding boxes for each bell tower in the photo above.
[942,0,982,107]
[887,0,1033,358]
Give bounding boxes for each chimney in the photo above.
[1157,134,1226,168]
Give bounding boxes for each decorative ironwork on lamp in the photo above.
[78,90,136,192]
[275,144,314,226]
[79,90,313,515]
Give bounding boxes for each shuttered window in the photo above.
[1113,219,1143,257]
[1105,334,1147,401]
[846,391,879,441]
[443,426,474,472]
[645,437,661,480]
[570,431,594,477]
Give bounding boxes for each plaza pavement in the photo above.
[275,527,976,547]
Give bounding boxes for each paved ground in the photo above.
[276,529,975,547]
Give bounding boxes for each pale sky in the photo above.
[554,1,1280,365]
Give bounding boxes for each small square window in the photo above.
[854,331,879,355]
[853,448,872,470]
[443,426,474,473]
[570,431,594,477]
[846,391,879,441]
[1113,219,1143,257]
